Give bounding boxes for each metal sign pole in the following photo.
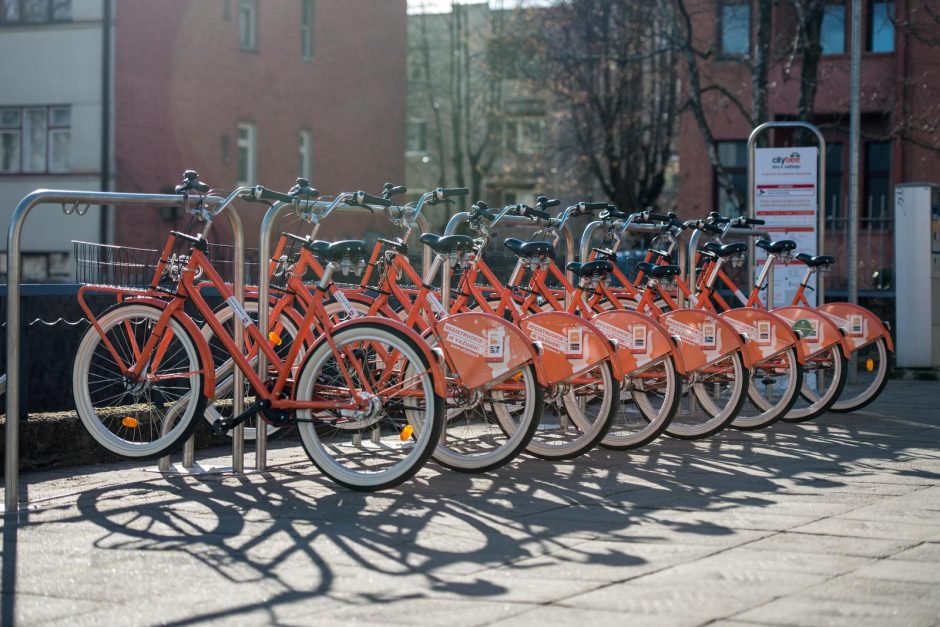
[747,121,827,306]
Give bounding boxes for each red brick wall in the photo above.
[113,0,406,250]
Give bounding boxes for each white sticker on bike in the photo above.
[333,290,361,318]
[225,296,255,328]
[426,292,445,316]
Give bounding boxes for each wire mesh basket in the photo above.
[73,241,162,288]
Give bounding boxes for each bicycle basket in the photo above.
[73,241,161,288]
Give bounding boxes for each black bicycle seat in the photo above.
[566,260,612,278]
[324,240,368,262]
[702,242,747,258]
[504,238,555,258]
[755,239,797,254]
[638,262,680,279]
[796,253,835,267]
[418,233,475,254]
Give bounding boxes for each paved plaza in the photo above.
[2,379,939,626]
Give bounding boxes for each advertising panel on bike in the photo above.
[753,146,819,306]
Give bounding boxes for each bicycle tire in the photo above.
[829,337,890,413]
[602,354,681,450]
[783,343,848,422]
[732,347,803,430]
[72,302,208,459]
[665,350,749,439]
[294,321,443,491]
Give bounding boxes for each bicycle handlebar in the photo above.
[252,186,296,204]
[175,170,210,194]
[353,191,392,208]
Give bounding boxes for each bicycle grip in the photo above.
[524,206,551,220]
[747,218,766,225]
[383,184,408,198]
[253,186,295,204]
[703,223,723,234]
[442,187,469,198]
[356,192,392,207]
[537,196,561,209]
[580,201,609,211]
[646,211,671,221]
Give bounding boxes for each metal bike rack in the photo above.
[444,211,579,285]
[254,199,433,471]
[747,121,827,305]
[579,220,689,306]
[4,190,246,514]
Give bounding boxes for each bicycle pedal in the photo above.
[210,419,233,435]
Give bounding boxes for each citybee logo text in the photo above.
[771,152,801,167]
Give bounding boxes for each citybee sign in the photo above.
[754,147,819,307]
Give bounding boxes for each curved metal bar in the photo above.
[686,227,770,304]
[747,121,826,305]
[5,189,239,513]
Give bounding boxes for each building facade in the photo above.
[1,0,407,280]
[677,0,940,300]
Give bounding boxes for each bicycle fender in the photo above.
[771,306,848,359]
[718,309,805,365]
[519,311,622,384]
[325,316,447,396]
[658,309,749,371]
[437,312,547,388]
[591,310,684,376]
[109,296,217,397]
[816,302,894,353]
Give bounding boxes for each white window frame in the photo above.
[298,129,312,181]
[0,104,70,174]
[238,0,257,51]
[237,122,257,186]
[301,0,314,60]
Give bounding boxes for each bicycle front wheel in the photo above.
[294,322,444,491]
[666,351,748,439]
[830,337,890,413]
[783,343,847,422]
[602,355,681,450]
[526,360,619,460]
[72,303,208,459]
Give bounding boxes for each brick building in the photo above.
[1,0,407,279]
[677,0,940,301]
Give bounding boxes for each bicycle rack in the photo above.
[444,211,579,286]
[4,189,245,514]
[579,221,689,307]
[254,199,433,471]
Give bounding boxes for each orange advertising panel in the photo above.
[437,312,537,390]
[816,303,894,353]
[519,311,614,385]
[771,306,847,359]
[719,309,803,365]
[591,310,678,375]
[658,309,745,371]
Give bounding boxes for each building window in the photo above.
[505,118,544,155]
[1,0,71,23]
[719,1,750,57]
[714,140,748,216]
[863,141,891,227]
[867,0,894,52]
[825,142,843,225]
[820,3,846,55]
[301,0,314,59]
[406,119,428,154]
[236,122,256,186]
[238,0,257,51]
[298,129,311,180]
[0,105,70,174]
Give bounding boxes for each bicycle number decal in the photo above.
[632,324,647,352]
[426,292,445,316]
[333,290,361,319]
[225,296,255,328]
[566,328,583,358]
[486,328,505,362]
[700,321,716,349]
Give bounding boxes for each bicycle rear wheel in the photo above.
[783,343,847,422]
[72,303,207,459]
[294,321,443,491]
[732,348,802,430]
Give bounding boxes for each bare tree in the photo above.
[541,0,680,210]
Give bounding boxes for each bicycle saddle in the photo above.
[418,233,475,254]
[702,242,747,258]
[566,260,612,278]
[796,253,835,267]
[306,239,330,255]
[755,239,797,254]
[638,262,680,279]
[503,238,555,258]
[324,240,368,262]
